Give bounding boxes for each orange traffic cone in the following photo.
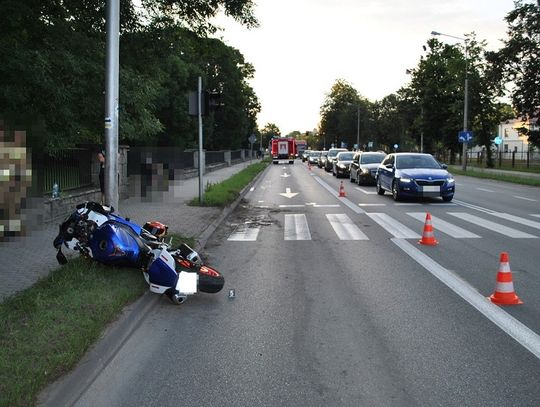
[418,212,438,246]
[489,252,523,305]
[339,181,346,197]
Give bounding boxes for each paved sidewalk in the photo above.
[449,165,540,179]
[0,160,258,302]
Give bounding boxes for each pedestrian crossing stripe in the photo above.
[486,213,540,230]
[227,225,260,241]
[284,214,311,240]
[326,214,369,240]
[227,211,540,241]
[447,213,537,239]
[365,213,421,239]
[407,213,480,238]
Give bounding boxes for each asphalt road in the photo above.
[44,161,540,406]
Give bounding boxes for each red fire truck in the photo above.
[271,137,296,164]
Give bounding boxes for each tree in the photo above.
[260,123,280,149]
[0,0,260,153]
[319,79,373,149]
[486,0,540,149]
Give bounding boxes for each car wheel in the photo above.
[376,178,385,195]
[392,180,401,201]
[442,195,453,202]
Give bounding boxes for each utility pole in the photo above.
[198,76,204,204]
[356,105,360,150]
[104,0,119,210]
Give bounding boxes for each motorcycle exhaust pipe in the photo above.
[166,289,187,305]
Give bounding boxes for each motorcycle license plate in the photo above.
[176,271,197,294]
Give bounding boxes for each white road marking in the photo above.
[250,187,255,192]
[279,205,305,208]
[326,214,369,240]
[392,238,540,360]
[488,212,540,231]
[284,214,311,240]
[355,187,377,195]
[513,196,537,202]
[407,213,480,238]
[532,215,540,219]
[313,176,365,214]
[394,203,421,206]
[365,213,421,239]
[358,203,386,206]
[227,225,260,241]
[477,188,495,192]
[258,200,264,203]
[448,213,537,238]
[280,187,298,199]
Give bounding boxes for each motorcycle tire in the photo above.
[198,266,225,293]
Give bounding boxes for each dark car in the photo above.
[307,151,321,166]
[349,152,386,185]
[375,153,455,202]
[318,151,329,168]
[332,151,355,178]
[324,148,348,172]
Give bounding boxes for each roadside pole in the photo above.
[198,76,204,204]
[104,0,119,210]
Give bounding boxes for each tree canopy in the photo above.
[0,0,259,153]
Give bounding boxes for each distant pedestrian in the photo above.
[98,149,105,204]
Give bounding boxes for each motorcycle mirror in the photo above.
[56,249,68,265]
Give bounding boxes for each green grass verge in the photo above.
[0,232,193,407]
[450,167,540,187]
[189,161,269,207]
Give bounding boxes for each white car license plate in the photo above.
[422,185,440,192]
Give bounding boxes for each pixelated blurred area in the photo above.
[0,124,33,241]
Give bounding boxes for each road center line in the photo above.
[392,238,540,360]
[313,176,365,214]
[513,196,537,202]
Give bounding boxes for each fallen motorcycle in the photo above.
[53,201,224,304]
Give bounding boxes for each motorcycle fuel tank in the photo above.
[89,222,144,266]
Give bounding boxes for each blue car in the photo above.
[376,153,455,202]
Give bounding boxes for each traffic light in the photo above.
[204,91,222,114]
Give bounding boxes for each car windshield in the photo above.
[328,149,345,158]
[337,153,354,161]
[396,154,441,169]
[360,154,386,164]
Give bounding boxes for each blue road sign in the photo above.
[493,136,502,145]
[458,131,473,143]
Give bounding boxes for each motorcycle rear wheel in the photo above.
[198,268,225,293]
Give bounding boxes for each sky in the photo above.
[212,0,517,135]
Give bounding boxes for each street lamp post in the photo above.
[431,31,469,170]
[356,105,360,150]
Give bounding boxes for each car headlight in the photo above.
[446,177,455,184]
[338,163,346,169]
[399,177,412,183]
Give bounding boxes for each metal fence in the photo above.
[41,149,93,194]
[466,150,540,170]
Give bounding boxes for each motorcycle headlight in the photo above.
[399,177,412,183]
